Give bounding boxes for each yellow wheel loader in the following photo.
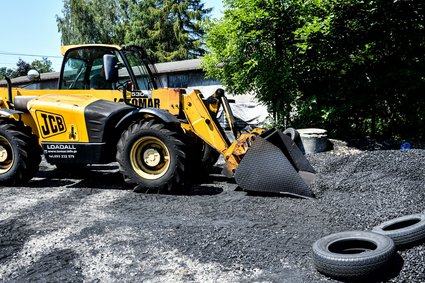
[0,44,315,196]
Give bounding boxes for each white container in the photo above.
[297,128,328,154]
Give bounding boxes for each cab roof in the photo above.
[60,44,122,56]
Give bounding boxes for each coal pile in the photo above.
[0,143,423,282]
[306,146,425,282]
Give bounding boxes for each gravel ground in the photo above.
[0,141,424,282]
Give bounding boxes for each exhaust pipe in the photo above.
[5,77,14,108]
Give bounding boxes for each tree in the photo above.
[126,0,211,61]
[14,59,32,78]
[292,0,425,140]
[0,67,14,80]
[204,0,425,140]
[0,58,54,80]
[203,0,307,125]
[57,0,123,45]
[56,0,211,62]
[31,57,54,73]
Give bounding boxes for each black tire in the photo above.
[200,142,220,170]
[191,141,220,177]
[116,119,187,193]
[372,214,425,247]
[312,231,396,280]
[283,127,300,142]
[0,119,41,185]
[186,141,221,183]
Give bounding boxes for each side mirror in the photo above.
[103,54,119,82]
[27,69,40,81]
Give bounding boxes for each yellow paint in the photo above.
[0,76,257,178]
[182,90,229,154]
[150,88,181,116]
[60,44,122,55]
[0,87,180,142]
[27,94,97,142]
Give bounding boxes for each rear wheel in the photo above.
[116,119,187,193]
[0,120,41,185]
[190,140,220,180]
[200,142,220,170]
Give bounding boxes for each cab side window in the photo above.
[60,47,120,90]
[61,56,87,89]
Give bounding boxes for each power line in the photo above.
[0,51,62,59]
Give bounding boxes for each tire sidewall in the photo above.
[0,128,23,182]
[194,139,220,170]
[122,126,180,187]
[372,214,425,246]
[313,231,395,278]
[313,231,394,260]
[201,142,219,166]
[283,127,300,142]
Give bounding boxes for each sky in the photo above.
[0,0,224,72]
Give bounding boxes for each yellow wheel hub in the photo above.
[143,148,161,167]
[0,136,13,174]
[130,136,170,180]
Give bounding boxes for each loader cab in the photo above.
[58,45,159,92]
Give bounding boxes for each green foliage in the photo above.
[0,58,54,80]
[56,0,211,62]
[0,67,14,80]
[295,0,425,140]
[30,58,54,73]
[57,0,123,45]
[203,0,303,123]
[125,0,211,61]
[15,59,31,77]
[204,0,425,140]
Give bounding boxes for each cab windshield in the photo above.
[60,46,159,91]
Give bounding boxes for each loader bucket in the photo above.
[234,129,315,197]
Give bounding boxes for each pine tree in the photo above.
[56,0,211,62]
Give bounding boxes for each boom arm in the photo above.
[181,89,255,177]
[181,89,230,154]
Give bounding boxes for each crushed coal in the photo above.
[0,141,424,282]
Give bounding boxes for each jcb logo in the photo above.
[36,111,66,138]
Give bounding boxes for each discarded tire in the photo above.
[282,127,300,142]
[312,231,396,280]
[372,214,425,247]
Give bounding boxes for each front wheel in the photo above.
[116,119,187,193]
